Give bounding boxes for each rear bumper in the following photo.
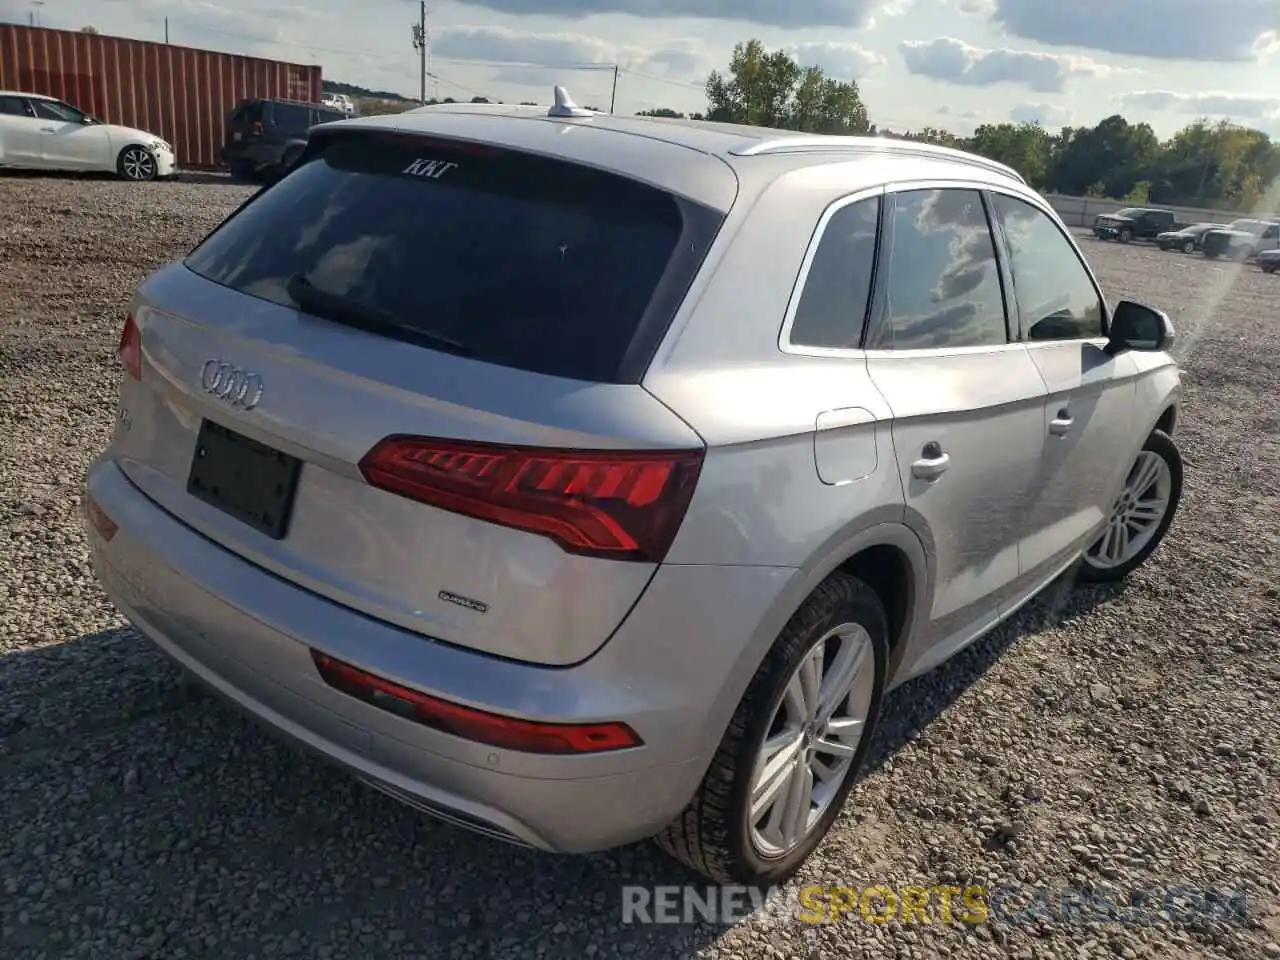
[84,457,795,853]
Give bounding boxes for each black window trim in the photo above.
[983,184,1111,343]
[778,184,886,357]
[863,180,1018,354]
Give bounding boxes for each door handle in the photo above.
[1050,410,1075,436]
[41,127,56,133]
[911,443,950,481]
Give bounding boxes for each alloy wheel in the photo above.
[121,148,157,182]
[1085,451,1173,569]
[748,623,875,857]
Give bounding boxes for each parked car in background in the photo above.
[0,90,176,180]
[85,91,1184,888]
[1092,207,1185,243]
[1155,222,1224,253]
[1201,218,1280,261]
[321,92,356,116]
[1257,248,1280,273]
[221,97,347,183]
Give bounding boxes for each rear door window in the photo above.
[269,102,310,133]
[867,188,1009,350]
[310,107,344,125]
[184,132,717,383]
[0,95,33,117]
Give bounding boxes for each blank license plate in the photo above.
[186,420,301,540]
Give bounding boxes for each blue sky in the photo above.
[4,0,1279,136]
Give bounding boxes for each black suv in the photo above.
[222,98,347,182]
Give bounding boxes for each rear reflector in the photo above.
[84,492,118,541]
[117,313,141,380]
[310,650,643,754]
[358,436,703,562]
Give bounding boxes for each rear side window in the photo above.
[184,133,712,383]
[270,102,310,131]
[788,196,880,350]
[0,95,31,117]
[310,107,344,125]
[868,188,1008,350]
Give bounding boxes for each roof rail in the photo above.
[729,135,1027,184]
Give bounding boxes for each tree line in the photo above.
[639,39,1279,212]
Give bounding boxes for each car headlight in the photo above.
[149,140,172,153]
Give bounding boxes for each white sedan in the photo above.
[0,91,177,181]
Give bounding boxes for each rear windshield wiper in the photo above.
[285,273,470,356]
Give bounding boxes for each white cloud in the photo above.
[1009,101,1072,126]
[988,0,1280,62]
[434,0,904,29]
[899,37,1122,93]
[793,41,885,79]
[1117,90,1280,121]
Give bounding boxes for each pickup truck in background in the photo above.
[320,93,356,115]
[1200,218,1280,261]
[1092,207,1187,243]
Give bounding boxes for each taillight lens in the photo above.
[358,437,703,562]
[251,120,264,135]
[311,650,642,754]
[117,313,141,380]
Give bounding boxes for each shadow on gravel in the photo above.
[0,575,1124,959]
[862,573,1127,775]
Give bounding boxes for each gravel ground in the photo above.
[0,173,1277,960]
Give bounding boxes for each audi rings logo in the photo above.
[200,360,264,410]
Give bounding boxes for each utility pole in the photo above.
[609,65,618,114]
[411,2,427,105]
[164,16,169,43]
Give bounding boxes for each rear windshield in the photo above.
[184,132,708,383]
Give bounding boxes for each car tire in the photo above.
[1204,249,1219,259]
[653,572,889,886]
[1118,227,1133,243]
[1078,429,1182,584]
[1181,239,1196,254]
[117,145,158,182]
[227,160,255,181]
[1262,265,1277,274]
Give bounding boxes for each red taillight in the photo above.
[310,650,642,754]
[251,120,264,135]
[358,437,703,562]
[117,313,141,380]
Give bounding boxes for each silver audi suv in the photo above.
[85,89,1183,886]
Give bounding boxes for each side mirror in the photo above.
[1105,300,1174,355]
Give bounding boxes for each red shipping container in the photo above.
[0,23,322,170]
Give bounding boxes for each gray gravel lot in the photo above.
[1,173,1277,960]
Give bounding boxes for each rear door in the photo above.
[0,95,43,166]
[987,190,1138,580]
[111,128,727,666]
[864,184,1047,653]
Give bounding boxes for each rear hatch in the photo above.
[112,125,730,666]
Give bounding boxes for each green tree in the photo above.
[637,107,685,118]
[704,39,869,134]
[966,122,1053,187]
